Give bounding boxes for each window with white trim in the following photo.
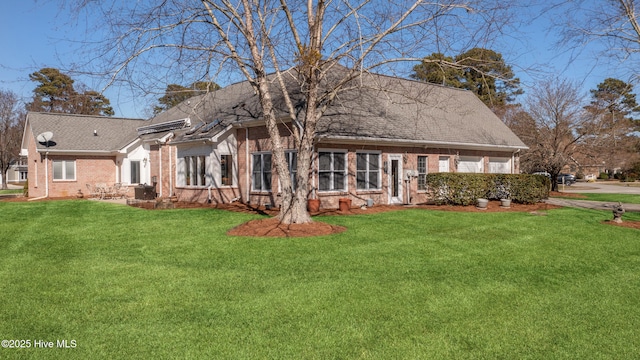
[252,153,272,192]
[438,156,450,173]
[318,151,346,191]
[52,160,75,181]
[418,156,428,191]
[356,152,380,190]
[489,157,511,174]
[182,155,207,186]
[130,160,141,184]
[458,156,484,173]
[220,155,233,186]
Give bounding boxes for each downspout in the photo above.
[312,143,316,199]
[158,142,163,198]
[208,185,213,203]
[29,152,49,201]
[512,149,520,174]
[169,144,173,196]
[245,127,250,203]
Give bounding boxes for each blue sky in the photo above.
[0,1,631,119]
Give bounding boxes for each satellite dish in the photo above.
[37,132,54,147]
[37,131,53,143]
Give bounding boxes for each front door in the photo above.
[388,154,403,204]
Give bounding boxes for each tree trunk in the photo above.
[1,168,8,190]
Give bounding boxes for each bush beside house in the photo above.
[425,173,549,205]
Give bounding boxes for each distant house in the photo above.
[1,158,27,185]
[21,69,527,207]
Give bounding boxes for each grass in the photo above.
[553,192,640,204]
[1,200,640,359]
[0,189,22,195]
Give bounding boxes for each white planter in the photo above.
[500,199,511,208]
[477,198,489,209]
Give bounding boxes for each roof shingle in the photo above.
[27,112,147,152]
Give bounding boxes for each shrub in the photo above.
[425,173,549,205]
[599,172,609,180]
[620,172,638,182]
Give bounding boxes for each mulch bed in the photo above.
[225,201,562,237]
[602,220,640,230]
[227,217,348,237]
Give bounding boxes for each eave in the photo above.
[318,135,529,152]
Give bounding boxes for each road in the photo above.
[558,181,640,194]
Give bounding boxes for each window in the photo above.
[52,160,75,181]
[489,157,511,174]
[438,156,450,173]
[458,156,483,173]
[286,151,297,190]
[252,153,272,191]
[319,151,346,191]
[418,156,428,191]
[356,152,380,190]
[221,155,233,186]
[182,156,206,186]
[130,160,141,184]
[20,171,28,181]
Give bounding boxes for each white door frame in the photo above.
[388,154,403,205]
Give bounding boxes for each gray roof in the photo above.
[26,112,147,152]
[163,68,527,150]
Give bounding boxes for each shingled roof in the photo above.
[162,68,527,151]
[25,112,147,153]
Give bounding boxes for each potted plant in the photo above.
[307,188,320,212]
[476,198,488,209]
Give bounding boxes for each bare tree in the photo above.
[517,79,591,191]
[69,0,518,224]
[557,0,640,76]
[0,90,25,190]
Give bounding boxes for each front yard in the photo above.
[1,200,639,359]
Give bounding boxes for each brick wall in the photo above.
[26,130,121,198]
[233,124,521,209]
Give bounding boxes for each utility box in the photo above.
[134,184,156,200]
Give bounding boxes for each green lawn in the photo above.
[1,200,640,359]
[554,192,640,204]
[0,189,22,195]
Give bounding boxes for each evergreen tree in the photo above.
[412,48,522,108]
[27,68,114,116]
[153,81,220,115]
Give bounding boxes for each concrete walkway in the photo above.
[545,198,640,212]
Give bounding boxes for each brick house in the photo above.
[21,69,527,208]
[21,112,182,199]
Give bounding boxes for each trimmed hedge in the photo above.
[425,173,550,205]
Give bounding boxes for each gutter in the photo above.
[36,149,120,155]
[319,135,529,152]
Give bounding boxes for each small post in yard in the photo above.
[612,202,625,223]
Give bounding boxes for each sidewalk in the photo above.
[545,198,640,212]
